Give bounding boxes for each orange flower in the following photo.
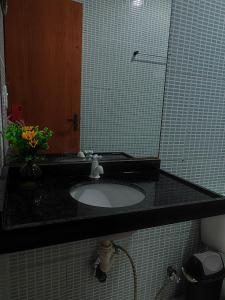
[29,139,38,148]
[21,130,36,140]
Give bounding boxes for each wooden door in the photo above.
[4,0,82,153]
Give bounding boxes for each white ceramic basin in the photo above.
[70,182,145,208]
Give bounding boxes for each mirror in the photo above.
[3,0,172,157]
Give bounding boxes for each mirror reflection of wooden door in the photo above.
[4,0,82,153]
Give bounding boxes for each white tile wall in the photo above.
[161,0,225,196]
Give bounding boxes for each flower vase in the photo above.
[20,161,42,181]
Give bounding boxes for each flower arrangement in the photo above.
[4,122,53,161]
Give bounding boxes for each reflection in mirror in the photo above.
[4,0,172,157]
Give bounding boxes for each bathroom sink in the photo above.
[70,182,145,208]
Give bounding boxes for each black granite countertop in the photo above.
[0,158,225,254]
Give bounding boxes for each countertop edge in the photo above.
[1,196,225,254]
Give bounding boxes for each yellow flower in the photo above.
[22,126,34,131]
[29,139,38,148]
[21,130,36,140]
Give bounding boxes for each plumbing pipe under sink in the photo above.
[98,240,116,273]
[94,240,137,300]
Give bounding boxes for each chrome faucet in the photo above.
[89,154,104,179]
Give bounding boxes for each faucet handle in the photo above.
[83,150,94,159]
[93,154,102,160]
[84,150,94,156]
